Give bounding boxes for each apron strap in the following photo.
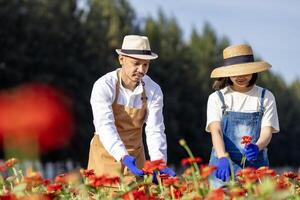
[217,90,227,115]
[259,88,266,115]
[114,70,121,104]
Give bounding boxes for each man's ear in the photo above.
[118,55,124,65]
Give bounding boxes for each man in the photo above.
[88,35,175,180]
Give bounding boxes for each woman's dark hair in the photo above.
[212,73,258,91]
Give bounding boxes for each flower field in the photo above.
[0,140,299,200]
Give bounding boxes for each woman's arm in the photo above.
[209,121,227,158]
[256,126,273,151]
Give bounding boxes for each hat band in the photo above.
[121,49,152,55]
[223,55,254,66]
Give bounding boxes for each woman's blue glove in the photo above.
[245,143,259,161]
[215,157,230,182]
[160,167,176,177]
[122,155,144,177]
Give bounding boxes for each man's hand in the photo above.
[244,143,259,161]
[160,167,176,177]
[122,155,144,177]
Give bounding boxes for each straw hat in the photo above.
[210,44,271,78]
[116,35,158,60]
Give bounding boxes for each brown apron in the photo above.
[88,72,147,181]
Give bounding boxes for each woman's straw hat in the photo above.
[210,44,271,78]
[116,35,158,60]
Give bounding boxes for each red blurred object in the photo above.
[0,83,74,153]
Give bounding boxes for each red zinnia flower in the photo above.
[80,169,95,178]
[200,165,216,178]
[181,157,202,166]
[47,183,62,193]
[142,159,166,174]
[241,135,252,145]
[256,166,276,178]
[204,188,225,200]
[162,177,179,186]
[88,175,120,188]
[229,187,247,198]
[282,171,298,179]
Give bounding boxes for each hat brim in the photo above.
[116,49,158,60]
[210,61,271,78]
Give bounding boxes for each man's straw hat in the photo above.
[210,44,271,78]
[116,35,158,60]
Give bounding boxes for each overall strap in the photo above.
[217,90,227,114]
[259,88,266,115]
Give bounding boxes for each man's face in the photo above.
[119,55,150,83]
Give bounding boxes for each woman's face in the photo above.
[229,74,253,92]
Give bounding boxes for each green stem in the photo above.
[228,157,235,183]
[182,144,200,175]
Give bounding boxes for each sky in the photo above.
[128,0,300,84]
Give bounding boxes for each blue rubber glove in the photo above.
[215,157,230,182]
[152,168,176,184]
[122,155,144,177]
[245,143,259,161]
[160,167,176,177]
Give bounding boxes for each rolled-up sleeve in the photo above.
[90,79,128,161]
[144,86,167,162]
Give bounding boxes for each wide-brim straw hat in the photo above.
[210,44,271,78]
[116,35,158,60]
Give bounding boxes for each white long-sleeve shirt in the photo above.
[90,68,167,162]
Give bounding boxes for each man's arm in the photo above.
[144,86,167,162]
[90,79,128,161]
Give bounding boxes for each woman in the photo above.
[206,44,280,188]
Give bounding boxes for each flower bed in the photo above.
[0,140,299,200]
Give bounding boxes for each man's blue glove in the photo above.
[245,143,259,161]
[160,167,176,177]
[215,157,230,182]
[152,167,176,184]
[122,155,144,177]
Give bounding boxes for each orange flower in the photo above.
[282,171,298,179]
[181,157,202,166]
[229,187,247,198]
[200,165,216,179]
[276,176,291,190]
[162,177,179,186]
[236,167,257,183]
[23,172,44,188]
[5,158,18,168]
[55,174,68,185]
[204,188,225,200]
[88,175,120,188]
[256,166,276,178]
[80,169,95,178]
[241,135,252,145]
[168,188,182,199]
[47,183,62,193]
[142,159,166,174]
[122,190,156,200]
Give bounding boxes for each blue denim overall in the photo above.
[209,88,269,188]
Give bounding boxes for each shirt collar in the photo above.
[117,70,144,95]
